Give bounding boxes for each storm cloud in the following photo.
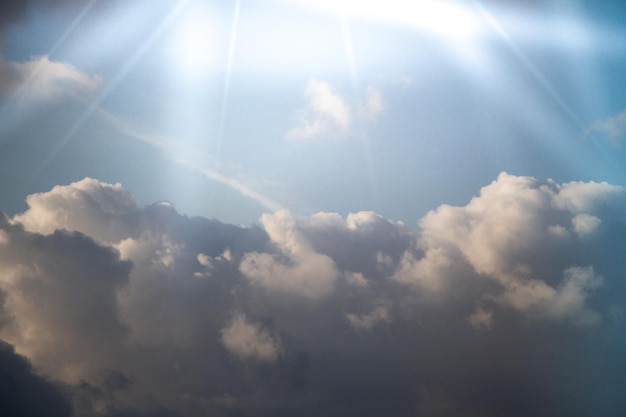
[2,173,626,416]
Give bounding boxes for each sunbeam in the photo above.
[30,0,191,180]
[215,0,241,171]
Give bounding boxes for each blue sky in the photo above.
[2,0,625,226]
[1,1,626,416]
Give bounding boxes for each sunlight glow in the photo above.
[289,0,483,39]
[171,9,214,77]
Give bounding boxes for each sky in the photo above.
[1,0,626,416]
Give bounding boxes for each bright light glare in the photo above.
[288,0,482,39]
[171,11,214,77]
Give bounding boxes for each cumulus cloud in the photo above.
[13,177,138,242]
[407,172,613,324]
[0,55,101,102]
[239,210,339,298]
[3,173,626,416]
[572,213,601,235]
[286,80,385,140]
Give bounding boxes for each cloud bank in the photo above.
[2,173,626,416]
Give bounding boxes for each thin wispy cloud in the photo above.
[95,106,284,213]
[584,108,626,142]
[0,55,101,102]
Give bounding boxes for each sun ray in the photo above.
[473,0,586,131]
[0,0,97,119]
[215,0,241,171]
[31,0,192,180]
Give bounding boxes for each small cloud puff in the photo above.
[221,313,282,362]
[286,79,385,141]
[346,305,391,330]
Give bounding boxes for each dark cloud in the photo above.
[0,340,71,417]
[0,0,109,30]
[2,174,626,416]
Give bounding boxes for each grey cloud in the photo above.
[3,174,626,416]
[0,339,71,417]
[0,0,106,31]
[221,313,283,362]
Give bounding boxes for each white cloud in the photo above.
[397,172,618,323]
[239,210,339,298]
[0,55,101,102]
[221,313,282,362]
[286,80,386,141]
[552,179,624,213]
[572,213,601,235]
[12,177,139,243]
[392,246,455,292]
[286,79,351,140]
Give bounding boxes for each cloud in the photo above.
[239,210,339,298]
[221,313,282,362]
[572,213,600,235]
[467,307,494,330]
[13,177,139,243]
[286,79,351,140]
[0,55,101,102]
[3,173,626,416]
[286,80,385,140]
[346,305,391,330]
[0,340,72,417]
[408,172,614,324]
[584,109,626,142]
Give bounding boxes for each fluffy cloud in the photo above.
[0,55,101,102]
[239,210,339,298]
[13,177,138,242]
[286,79,384,140]
[3,173,626,416]
[403,172,615,324]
